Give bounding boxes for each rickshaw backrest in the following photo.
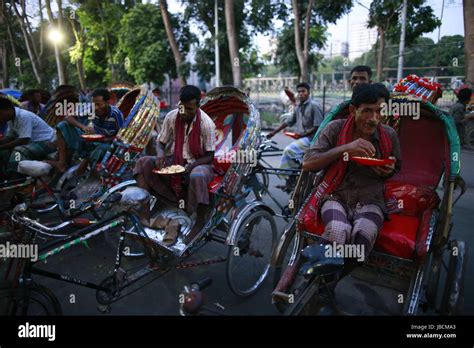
[200,94,249,151]
[389,112,449,188]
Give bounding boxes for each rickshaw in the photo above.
[0,87,277,315]
[271,94,468,315]
[0,87,159,241]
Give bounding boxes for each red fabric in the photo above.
[390,116,447,187]
[173,108,204,166]
[374,214,419,259]
[171,109,204,198]
[414,209,434,262]
[301,181,439,260]
[299,114,393,229]
[208,175,224,193]
[384,181,439,216]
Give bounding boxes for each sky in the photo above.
[167,0,465,60]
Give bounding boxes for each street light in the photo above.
[48,27,66,85]
[48,28,63,44]
[257,73,261,105]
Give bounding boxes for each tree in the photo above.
[66,7,86,90]
[160,0,187,87]
[225,0,241,88]
[290,0,352,82]
[0,0,7,88]
[11,0,43,85]
[353,35,465,78]
[464,0,474,83]
[45,0,67,84]
[366,0,440,81]
[275,23,326,77]
[117,3,192,85]
[183,0,285,85]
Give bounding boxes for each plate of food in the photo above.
[81,134,105,142]
[351,156,396,167]
[152,165,186,175]
[283,131,299,139]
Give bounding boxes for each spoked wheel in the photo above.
[464,123,474,150]
[0,281,62,315]
[440,240,468,315]
[272,221,304,313]
[226,208,277,297]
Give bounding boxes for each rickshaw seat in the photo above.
[17,160,53,178]
[299,182,439,260]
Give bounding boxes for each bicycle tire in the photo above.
[0,281,62,316]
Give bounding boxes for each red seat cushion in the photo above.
[298,181,439,260]
[384,181,439,216]
[374,214,419,259]
[208,175,224,193]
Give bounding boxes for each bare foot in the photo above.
[184,221,205,244]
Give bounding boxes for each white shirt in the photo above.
[7,107,56,142]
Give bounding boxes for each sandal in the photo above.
[162,219,180,246]
[150,215,170,229]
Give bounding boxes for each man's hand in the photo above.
[371,156,396,177]
[266,131,276,139]
[155,154,165,169]
[82,125,95,134]
[342,138,376,157]
[184,163,194,174]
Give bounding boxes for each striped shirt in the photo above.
[158,108,216,163]
[92,105,124,137]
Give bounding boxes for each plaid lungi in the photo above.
[133,155,215,214]
[0,141,56,173]
[57,121,110,166]
[279,136,311,178]
[320,200,384,257]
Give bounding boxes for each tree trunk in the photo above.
[292,0,312,82]
[11,2,42,85]
[45,0,66,85]
[376,27,385,82]
[464,0,474,84]
[159,0,187,87]
[38,0,44,59]
[224,0,241,88]
[0,0,8,88]
[6,18,23,78]
[97,2,117,82]
[55,0,67,84]
[67,15,86,90]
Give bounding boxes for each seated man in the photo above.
[267,82,324,191]
[134,85,216,244]
[0,97,56,176]
[48,88,124,175]
[302,83,401,265]
[20,89,46,116]
[450,87,473,143]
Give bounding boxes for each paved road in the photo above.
[4,134,474,316]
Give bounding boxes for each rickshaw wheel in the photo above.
[440,240,468,315]
[226,208,277,297]
[464,123,474,150]
[0,281,62,315]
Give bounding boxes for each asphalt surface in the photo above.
[2,133,474,316]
